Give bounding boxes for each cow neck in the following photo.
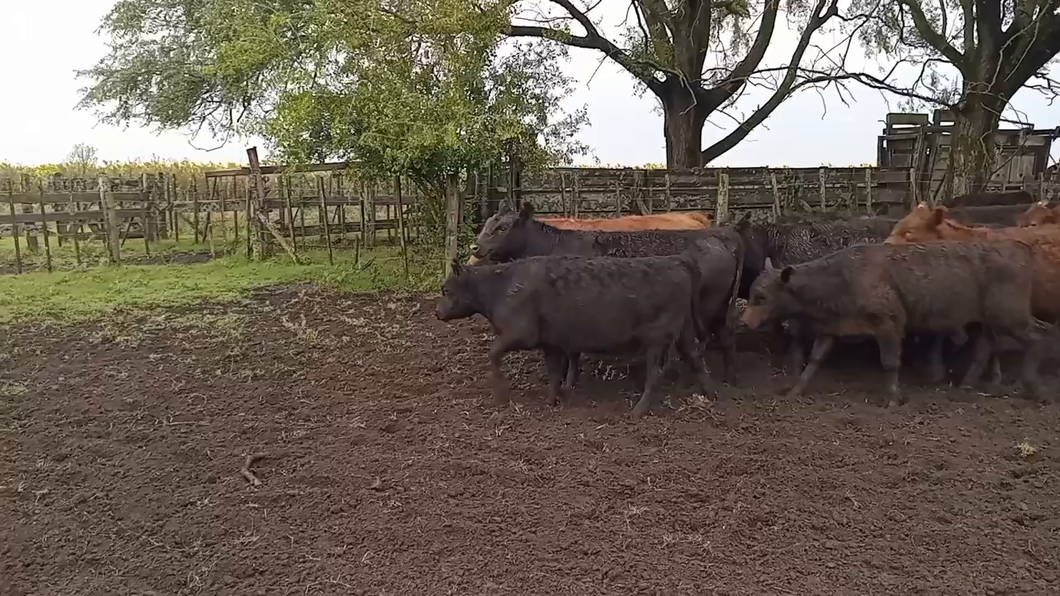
[467,264,515,321]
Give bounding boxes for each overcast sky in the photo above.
[2,0,1057,168]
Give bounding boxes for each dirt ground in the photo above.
[2,286,1059,595]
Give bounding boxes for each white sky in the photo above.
[1,0,1057,168]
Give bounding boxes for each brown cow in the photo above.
[1017,201,1060,227]
[885,204,1060,386]
[467,211,713,265]
[538,211,713,230]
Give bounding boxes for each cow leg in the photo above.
[542,348,567,407]
[487,338,519,405]
[782,320,807,374]
[958,333,993,390]
[784,335,835,399]
[1011,326,1046,403]
[675,329,715,400]
[631,345,666,419]
[717,322,738,385]
[988,352,1003,387]
[876,332,904,408]
[564,352,581,389]
[926,334,948,384]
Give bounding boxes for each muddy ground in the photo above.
[2,286,1058,595]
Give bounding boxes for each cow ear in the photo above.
[780,266,793,284]
[930,206,947,227]
[518,201,534,222]
[497,201,512,214]
[450,259,463,275]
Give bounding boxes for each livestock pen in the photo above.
[4,157,1060,595]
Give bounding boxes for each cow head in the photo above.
[436,259,480,321]
[740,260,798,330]
[1017,200,1058,227]
[472,201,537,262]
[884,203,947,244]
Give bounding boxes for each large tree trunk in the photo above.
[659,83,708,169]
[947,89,1007,199]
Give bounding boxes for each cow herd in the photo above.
[434,191,1060,419]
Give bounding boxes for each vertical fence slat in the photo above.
[7,180,23,274]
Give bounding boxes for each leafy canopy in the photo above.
[78,0,589,184]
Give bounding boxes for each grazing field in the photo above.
[3,285,1058,595]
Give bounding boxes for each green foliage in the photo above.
[78,0,589,188]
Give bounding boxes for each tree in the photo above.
[77,0,588,207]
[506,0,851,168]
[65,143,99,177]
[847,0,1060,195]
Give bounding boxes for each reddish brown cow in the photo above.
[467,211,713,264]
[538,211,713,231]
[1017,201,1060,227]
[885,204,1060,323]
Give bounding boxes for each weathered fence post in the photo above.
[443,173,462,276]
[38,187,53,273]
[864,168,873,214]
[6,180,23,274]
[68,184,82,267]
[192,178,202,244]
[219,177,229,246]
[664,173,672,212]
[99,176,121,265]
[909,167,918,207]
[818,167,827,211]
[140,174,151,256]
[317,177,334,266]
[770,171,781,221]
[395,175,409,279]
[246,147,268,259]
[716,170,730,224]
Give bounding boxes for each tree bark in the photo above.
[947,85,1007,198]
[660,82,707,169]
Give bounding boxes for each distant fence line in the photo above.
[4,160,1059,275]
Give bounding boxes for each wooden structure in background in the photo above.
[878,110,1060,204]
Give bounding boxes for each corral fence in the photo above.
[4,150,1059,275]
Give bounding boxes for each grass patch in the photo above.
[0,245,445,324]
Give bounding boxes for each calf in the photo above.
[741,242,1044,405]
[735,216,897,371]
[470,202,744,386]
[435,255,712,418]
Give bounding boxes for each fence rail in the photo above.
[4,159,1059,276]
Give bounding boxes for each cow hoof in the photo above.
[544,395,558,407]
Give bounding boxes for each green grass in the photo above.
[0,245,445,324]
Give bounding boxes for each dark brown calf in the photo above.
[741,242,1044,405]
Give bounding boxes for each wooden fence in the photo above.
[4,158,1059,275]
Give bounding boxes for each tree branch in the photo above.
[701,0,839,163]
[895,0,968,72]
[707,0,782,105]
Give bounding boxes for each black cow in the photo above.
[741,241,1045,405]
[471,202,745,386]
[948,190,1035,208]
[945,204,1029,227]
[734,216,896,371]
[435,255,713,418]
